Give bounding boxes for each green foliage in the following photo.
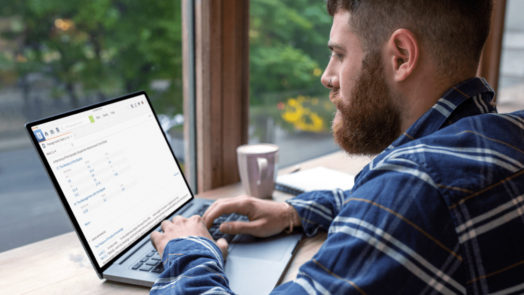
[0,0,183,114]
[250,0,331,101]
[251,44,318,93]
[250,0,333,135]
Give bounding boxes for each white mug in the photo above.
[236,144,279,198]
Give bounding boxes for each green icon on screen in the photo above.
[89,115,95,123]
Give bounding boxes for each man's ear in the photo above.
[386,28,419,82]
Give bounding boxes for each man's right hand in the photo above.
[202,195,300,237]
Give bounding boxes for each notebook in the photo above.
[276,167,355,195]
[25,91,301,294]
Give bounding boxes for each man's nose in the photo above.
[321,71,337,89]
[321,60,338,89]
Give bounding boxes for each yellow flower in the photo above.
[281,96,325,133]
[287,98,298,107]
[313,67,322,77]
[282,109,302,122]
[282,99,303,122]
[295,110,324,132]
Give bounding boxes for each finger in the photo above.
[203,197,252,228]
[188,215,207,230]
[160,219,172,232]
[150,231,164,256]
[150,231,161,247]
[215,238,229,261]
[202,199,236,226]
[189,214,203,222]
[220,219,266,236]
[171,215,185,223]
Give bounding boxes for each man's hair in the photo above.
[327,0,492,76]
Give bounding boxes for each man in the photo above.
[151,0,524,293]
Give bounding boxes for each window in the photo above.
[249,0,339,168]
[497,0,524,113]
[0,1,184,251]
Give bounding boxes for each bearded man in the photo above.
[151,0,524,294]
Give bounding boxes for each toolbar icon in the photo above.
[33,129,46,142]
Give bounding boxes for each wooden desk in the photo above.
[0,152,371,294]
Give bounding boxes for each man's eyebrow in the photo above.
[328,42,345,51]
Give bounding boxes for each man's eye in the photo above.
[330,52,344,60]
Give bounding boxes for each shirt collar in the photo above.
[388,77,496,149]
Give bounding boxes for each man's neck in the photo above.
[397,73,476,133]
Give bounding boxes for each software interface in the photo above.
[31,94,191,267]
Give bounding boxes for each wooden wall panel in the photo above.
[194,0,249,192]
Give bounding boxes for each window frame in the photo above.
[184,0,249,193]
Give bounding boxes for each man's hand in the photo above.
[203,195,301,237]
[150,215,228,259]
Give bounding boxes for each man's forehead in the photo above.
[329,10,358,50]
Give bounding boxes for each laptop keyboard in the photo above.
[132,249,163,273]
[132,203,248,273]
[196,204,249,243]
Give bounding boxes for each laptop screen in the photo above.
[28,93,192,268]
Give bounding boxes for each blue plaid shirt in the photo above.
[151,77,524,294]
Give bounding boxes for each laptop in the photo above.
[25,91,302,294]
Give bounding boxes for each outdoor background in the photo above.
[1,0,523,252]
[0,0,185,252]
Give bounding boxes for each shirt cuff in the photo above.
[161,236,226,272]
[286,189,344,236]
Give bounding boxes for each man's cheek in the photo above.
[332,111,343,131]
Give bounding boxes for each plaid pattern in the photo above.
[151,78,524,294]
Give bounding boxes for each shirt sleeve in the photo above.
[272,167,466,294]
[286,189,346,237]
[150,236,234,295]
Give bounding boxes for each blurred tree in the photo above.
[250,0,331,104]
[0,0,182,115]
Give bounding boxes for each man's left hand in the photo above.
[151,215,229,259]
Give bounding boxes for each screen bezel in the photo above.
[25,91,195,276]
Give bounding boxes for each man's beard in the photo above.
[331,51,401,155]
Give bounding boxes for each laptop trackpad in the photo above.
[225,234,301,294]
[226,256,285,295]
[228,234,299,261]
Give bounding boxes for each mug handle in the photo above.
[256,157,268,185]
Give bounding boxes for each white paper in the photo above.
[276,166,354,194]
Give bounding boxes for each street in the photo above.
[0,145,72,252]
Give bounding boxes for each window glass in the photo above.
[497,0,524,113]
[0,0,183,251]
[249,0,338,168]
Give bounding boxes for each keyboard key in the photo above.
[152,264,164,273]
[139,265,154,272]
[145,260,159,266]
[196,204,209,216]
[208,213,249,242]
[132,262,143,270]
